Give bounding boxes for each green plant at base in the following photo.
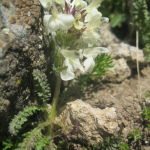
[141,107,150,121]
[128,128,143,142]
[17,122,54,150]
[119,142,129,150]
[2,139,13,150]
[9,106,44,136]
[145,91,150,98]
[94,134,123,150]
[3,69,52,150]
[33,69,51,103]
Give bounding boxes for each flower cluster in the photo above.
[40,0,109,81]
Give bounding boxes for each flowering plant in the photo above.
[2,1,111,149]
[40,0,109,81]
[39,0,110,137]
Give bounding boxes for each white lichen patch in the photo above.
[2,28,10,34]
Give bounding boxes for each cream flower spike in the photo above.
[72,0,87,10]
[61,58,75,81]
[85,8,102,28]
[82,28,100,46]
[85,0,104,12]
[82,8,109,46]
[60,49,84,81]
[43,4,75,34]
[60,49,84,72]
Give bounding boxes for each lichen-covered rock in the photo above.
[0,0,51,141]
[56,99,119,145]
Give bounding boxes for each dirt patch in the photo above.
[62,65,150,149]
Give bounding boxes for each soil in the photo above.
[61,64,150,149]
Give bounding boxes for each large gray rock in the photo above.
[0,0,51,141]
[56,99,119,145]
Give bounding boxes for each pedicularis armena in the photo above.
[39,0,110,136]
[40,0,109,81]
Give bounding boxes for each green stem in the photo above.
[48,75,61,136]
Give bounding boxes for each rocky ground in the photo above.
[55,24,150,149]
[0,0,150,149]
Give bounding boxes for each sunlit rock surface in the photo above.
[56,99,119,145]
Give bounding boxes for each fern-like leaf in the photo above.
[17,121,56,150]
[9,106,44,136]
[33,69,51,103]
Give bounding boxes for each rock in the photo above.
[108,42,147,69]
[143,146,150,150]
[0,0,51,142]
[98,24,120,47]
[101,58,131,82]
[56,99,119,145]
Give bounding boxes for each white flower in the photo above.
[71,0,87,10]
[85,0,104,12]
[82,8,102,46]
[82,8,109,46]
[60,49,84,81]
[60,58,75,81]
[43,5,75,34]
[80,47,109,73]
[82,28,100,46]
[85,8,102,28]
[66,0,87,10]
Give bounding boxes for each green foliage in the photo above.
[130,0,150,62]
[17,122,53,150]
[33,69,51,103]
[131,0,149,30]
[146,90,150,98]
[119,142,129,150]
[2,139,13,150]
[9,106,43,136]
[99,0,129,28]
[143,31,150,62]
[100,0,150,61]
[94,134,123,150]
[128,128,143,142]
[148,124,150,131]
[110,12,127,28]
[2,69,53,150]
[141,107,150,121]
[77,54,114,90]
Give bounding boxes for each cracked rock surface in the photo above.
[56,99,118,145]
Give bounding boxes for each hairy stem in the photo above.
[48,75,61,136]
